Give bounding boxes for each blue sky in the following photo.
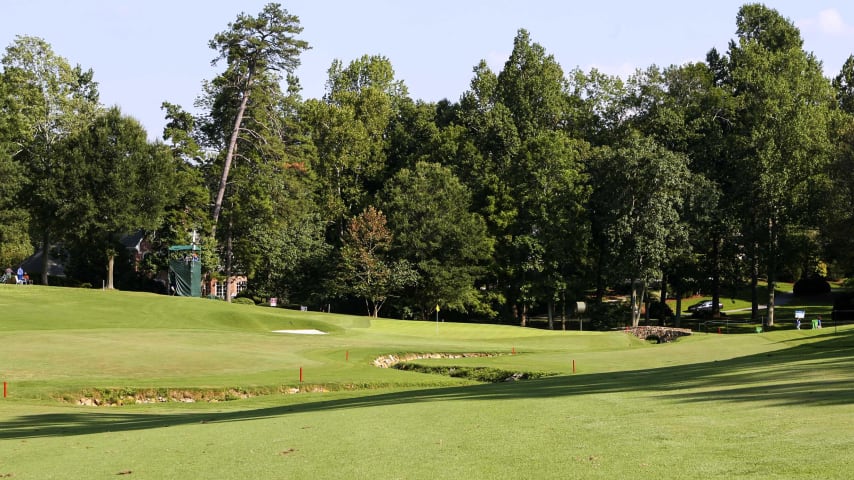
[4,1,854,141]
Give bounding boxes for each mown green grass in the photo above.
[1,286,852,479]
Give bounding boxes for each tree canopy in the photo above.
[1,2,851,326]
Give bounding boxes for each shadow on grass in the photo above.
[2,329,853,440]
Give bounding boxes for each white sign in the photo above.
[270,297,277,307]
[795,310,805,319]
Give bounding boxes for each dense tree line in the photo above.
[2,3,853,326]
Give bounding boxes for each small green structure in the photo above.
[168,245,201,297]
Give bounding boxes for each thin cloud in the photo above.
[799,8,854,37]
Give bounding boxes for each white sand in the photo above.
[271,329,327,335]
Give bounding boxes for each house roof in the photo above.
[21,249,66,277]
[120,230,146,252]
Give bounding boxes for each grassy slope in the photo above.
[1,286,852,479]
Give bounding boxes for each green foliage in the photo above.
[209,3,309,77]
[207,3,310,232]
[591,135,689,283]
[495,29,568,140]
[588,134,691,325]
[455,30,592,324]
[392,362,551,383]
[380,161,493,318]
[2,4,852,326]
[0,207,31,268]
[735,3,803,51]
[832,55,854,113]
[585,300,631,330]
[2,35,101,284]
[231,296,255,305]
[0,98,31,266]
[57,108,178,287]
[304,54,410,240]
[338,206,418,317]
[721,4,836,324]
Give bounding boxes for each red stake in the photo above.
[346,350,349,362]
[512,347,516,355]
[299,367,303,383]
[572,359,576,374]
[3,382,6,398]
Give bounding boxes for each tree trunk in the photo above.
[630,279,639,327]
[375,298,387,318]
[750,241,759,322]
[521,304,528,327]
[766,218,777,327]
[367,299,388,318]
[712,237,722,318]
[40,230,50,285]
[595,249,606,302]
[560,290,566,331]
[107,254,115,290]
[675,292,683,328]
[225,222,233,303]
[211,72,254,236]
[547,300,554,330]
[767,276,776,327]
[660,273,668,326]
[631,279,646,327]
[643,292,651,324]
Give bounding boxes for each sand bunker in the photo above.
[272,329,327,335]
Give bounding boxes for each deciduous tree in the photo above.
[588,134,690,326]
[59,107,177,289]
[380,161,492,319]
[1,35,100,283]
[0,72,32,268]
[724,4,835,325]
[338,206,417,317]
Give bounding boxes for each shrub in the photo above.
[793,274,831,296]
[234,290,264,305]
[585,301,631,330]
[231,297,255,305]
[392,363,551,383]
[647,300,674,322]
